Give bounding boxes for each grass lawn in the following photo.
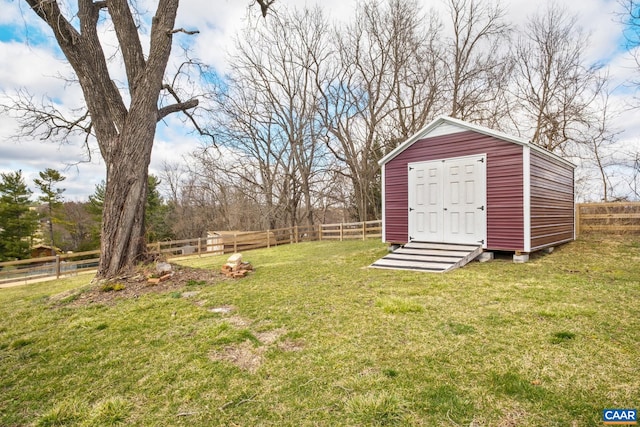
[0,235,638,426]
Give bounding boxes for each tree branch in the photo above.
[158,83,215,142]
[157,99,199,121]
[25,0,79,45]
[168,28,200,35]
[256,0,276,17]
[108,0,147,94]
[1,89,93,141]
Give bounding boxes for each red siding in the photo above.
[530,151,574,249]
[384,130,525,251]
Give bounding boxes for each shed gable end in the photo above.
[383,130,525,251]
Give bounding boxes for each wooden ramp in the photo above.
[370,242,483,273]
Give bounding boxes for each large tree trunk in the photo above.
[98,127,155,278]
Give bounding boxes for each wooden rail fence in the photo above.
[575,202,640,236]
[3,203,636,285]
[0,220,382,284]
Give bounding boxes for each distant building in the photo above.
[31,245,62,258]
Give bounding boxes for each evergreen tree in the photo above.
[88,175,171,243]
[0,171,39,261]
[87,181,105,216]
[145,175,171,242]
[86,181,106,247]
[33,168,65,256]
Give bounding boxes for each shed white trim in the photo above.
[381,166,387,243]
[523,146,531,252]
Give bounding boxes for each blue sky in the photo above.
[0,24,22,42]
[0,0,639,201]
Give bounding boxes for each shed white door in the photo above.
[408,155,486,245]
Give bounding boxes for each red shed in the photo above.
[379,116,575,255]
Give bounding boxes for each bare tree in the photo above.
[3,1,275,280]
[201,72,296,230]
[624,151,640,199]
[444,0,512,122]
[384,1,447,146]
[3,1,196,279]
[159,160,185,205]
[204,7,330,228]
[614,0,640,200]
[188,143,284,230]
[167,171,223,238]
[159,156,261,237]
[56,201,100,252]
[511,5,605,153]
[317,0,443,221]
[571,87,623,201]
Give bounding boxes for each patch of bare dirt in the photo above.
[225,315,253,328]
[57,264,229,307]
[277,339,305,352]
[209,327,303,373]
[210,341,265,374]
[496,409,528,427]
[255,327,287,345]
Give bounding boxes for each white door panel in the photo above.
[443,156,486,244]
[408,161,442,241]
[409,155,486,245]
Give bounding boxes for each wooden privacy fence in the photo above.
[0,220,382,285]
[575,202,640,236]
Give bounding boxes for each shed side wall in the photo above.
[384,130,525,251]
[529,150,575,249]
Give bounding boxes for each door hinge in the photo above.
[478,239,485,244]
[477,205,485,211]
[409,236,414,241]
[409,207,414,212]
[478,158,485,163]
[409,166,414,171]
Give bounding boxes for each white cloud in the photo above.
[0,42,73,96]
[175,0,248,73]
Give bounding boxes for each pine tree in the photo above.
[0,171,39,261]
[33,168,66,256]
[145,175,171,242]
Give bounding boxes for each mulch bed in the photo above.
[56,264,230,307]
